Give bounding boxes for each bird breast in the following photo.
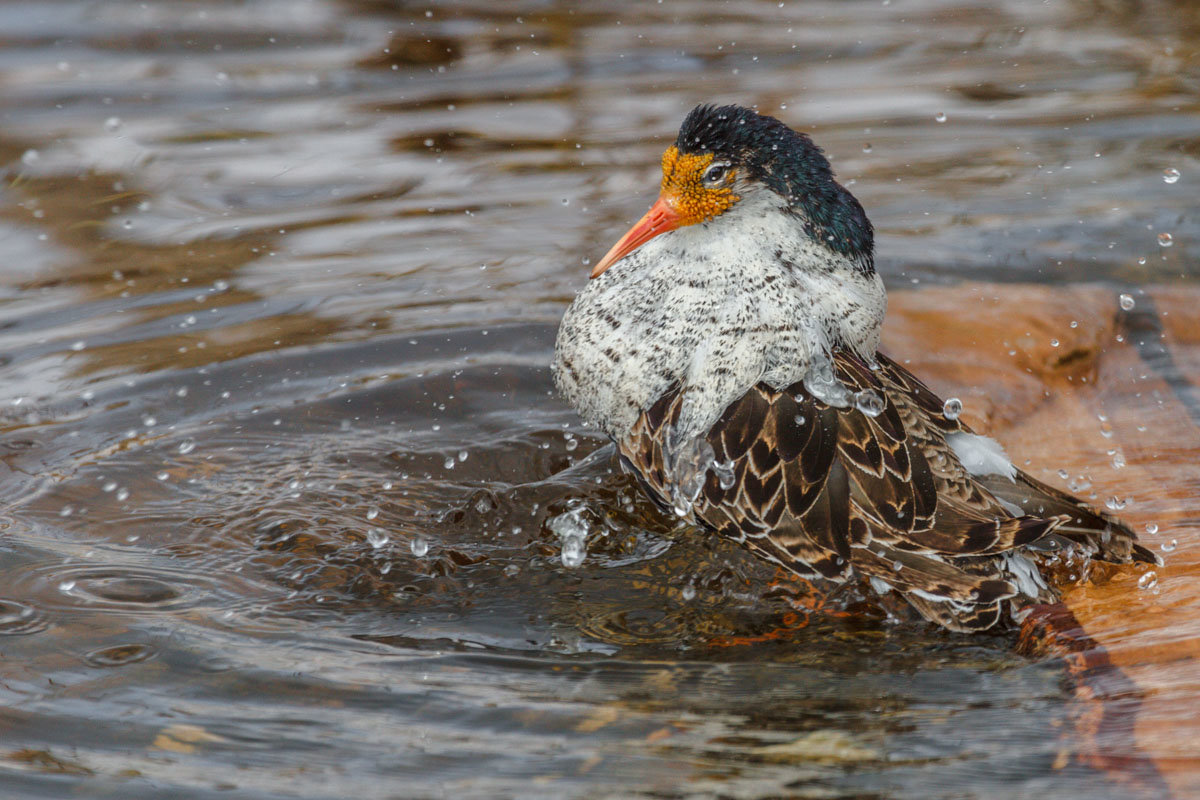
[553,196,887,444]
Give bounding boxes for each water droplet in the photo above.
[443,456,455,470]
[1163,167,1180,184]
[104,116,122,132]
[1050,338,1060,348]
[59,580,76,593]
[410,536,429,557]
[70,340,86,351]
[681,584,696,601]
[115,488,129,501]
[862,143,873,153]
[503,563,520,577]
[156,471,169,481]
[794,414,806,426]
[367,528,389,549]
[935,111,947,123]
[854,389,885,417]
[60,505,74,517]
[943,397,963,420]
[457,450,468,462]
[177,439,196,455]
[713,459,736,490]
[1105,496,1127,511]
[1158,232,1173,247]
[1137,256,1147,265]
[102,480,118,493]
[366,506,379,521]
[1111,448,1126,469]
[1057,468,1070,480]
[21,149,39,165]
[1119,293,1135,311]
[1137,571,1158,590]
[1160,539,1176,553]
[1145,522,1159,534]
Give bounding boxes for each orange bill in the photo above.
[590,196,683,278]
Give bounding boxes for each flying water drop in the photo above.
[1163,167,1180,184]
[1158,232,1173,247]
[1119,293,1135,311]
[943,397,963,420]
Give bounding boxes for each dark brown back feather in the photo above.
[617,349,1157,631]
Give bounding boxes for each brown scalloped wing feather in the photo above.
[617,349,1155,632]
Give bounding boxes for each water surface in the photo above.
[0,1,1197,797]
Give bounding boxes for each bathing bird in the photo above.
[553,104,1158,632]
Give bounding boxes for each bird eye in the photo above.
[702,162,730,186]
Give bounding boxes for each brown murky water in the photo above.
[1,1,1198,797]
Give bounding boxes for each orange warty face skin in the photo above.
[659,146,739,226]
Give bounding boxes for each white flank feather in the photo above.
[945,431,1016,481]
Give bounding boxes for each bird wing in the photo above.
[617,348,1150,631]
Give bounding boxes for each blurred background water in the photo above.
[0,0,1197,797]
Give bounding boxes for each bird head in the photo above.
[590,103,875,278]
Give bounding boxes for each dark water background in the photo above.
[0,1,1196,797]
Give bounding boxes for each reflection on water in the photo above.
[0,0,1197,797]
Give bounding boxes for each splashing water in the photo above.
[854,389,885,417]
[547,505,589,567]
[803,354,853,408]
[663,433,717,517]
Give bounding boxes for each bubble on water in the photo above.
[177,439,196,455]
[681,584,696,601]
[367,528,389,549]
[410,536,429,558]
[1137,571,1158,590]
[935,111,947,123]
[102,481,118,493]
[1161,539,1176,553]
[1163,167,1180,184]
[1158,232,1173,247]
[854,389,885,417]
[1119,293,1135,311]
[366,506,379,521]
[115,488,129,501]
[943,397,963,420]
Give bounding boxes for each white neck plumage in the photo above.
[553,189,888,445]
